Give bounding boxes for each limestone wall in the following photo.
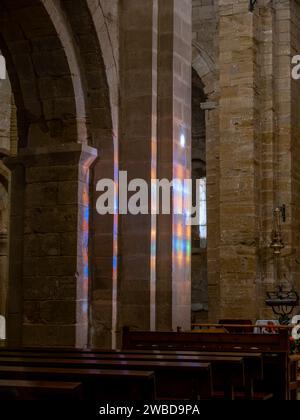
[192,0,300,321]
[0,71,11,153]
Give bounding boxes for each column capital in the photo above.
[3,143,98,169]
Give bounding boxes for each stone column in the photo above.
[118,0,192,334]
[218,0,261,320]
[118,0,158,333]
[290,0,300,305]
[0,233,8,317]
[156,0,192,330]
[3,160,25,346]
[7,144,97,347]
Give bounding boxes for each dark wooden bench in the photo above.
[0,352,243,400]
[0,366,156,400]
[0,379,83,400]
[0,347,265,379]
[0,348,264,400]
[0,357,212,400]
[122,326,291,400]
[0,339,270,400]
[218,319,253,333]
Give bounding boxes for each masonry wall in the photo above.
[191,69,208,321]
[291,0,300,304]
[0,75,11,153]
[192,0,300,322]
[2,0,300,347]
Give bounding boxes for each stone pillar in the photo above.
[0,179,8,319]
[218,0,260,320]
[203,102,221,323]
[7,144,97,347]
[156,0,192,330]
[4,160,25,346]
[118,0,158,333]
[255,2,278,318]
[118,0,192,334]
[90,135,117,349]
[290,0,300,305]
[0,233,8,316]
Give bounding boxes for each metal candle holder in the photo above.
[265,206,299,324]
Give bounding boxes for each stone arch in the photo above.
[192,41,216,98]
[51,0,119,348]
[0,0,116,347]
[59,0,116,144]
[41,0,89,143]
[86,0,119,136]
[0,0,89,147]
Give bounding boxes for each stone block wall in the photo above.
[2,0,300,348]
[291,0,300,302]
[192,0,300,322]
[0,74,11,153]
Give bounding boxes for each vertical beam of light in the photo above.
[80,153,97,346]
[150,2,158,331]
[111,133,119,350]
[151,134,157,331]
[172,129,191,329]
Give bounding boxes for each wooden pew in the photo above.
[122,327,290,400]
[0,357,212,400]
[0,366,156,401]
[0,344,265,400]
[218,319,253,334]
[0,352,243,400]
[122,326,289,352]
[0,348,263,400]
[0,380,83,400]
[288,354,300,400]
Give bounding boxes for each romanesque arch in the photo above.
[0,0,116,347]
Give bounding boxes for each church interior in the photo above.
[0,0,300,402]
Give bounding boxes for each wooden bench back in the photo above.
[122,326,290,353]
[122,326,291,400]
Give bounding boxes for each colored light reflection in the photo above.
[111,133,119,350]
[173,129,192,274]
[180,134,186,148]
[150,134,157,331]
[80,159,93,331]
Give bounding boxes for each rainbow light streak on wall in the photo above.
[171,128,191,330]
[150,134,157,331]
[173,163,191,269]
[80,155,95,329]
[111,133,119,350]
